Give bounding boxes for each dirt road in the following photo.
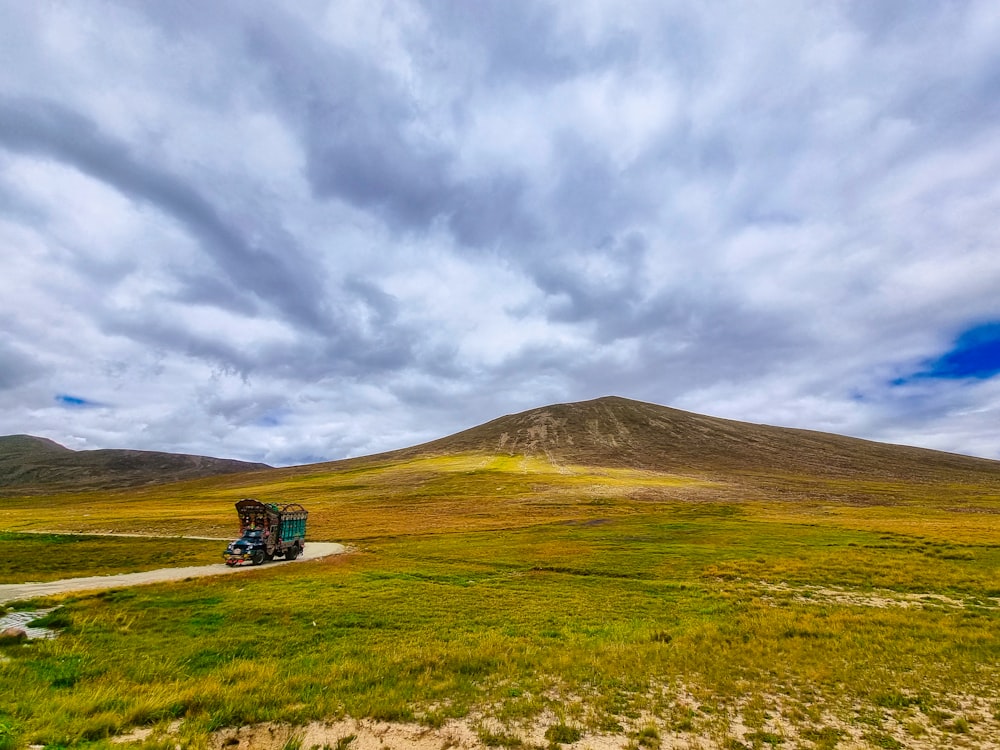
[0,542,346,604]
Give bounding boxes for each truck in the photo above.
[223,498,308,566]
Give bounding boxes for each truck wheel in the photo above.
[284,546,297,561]
[251,550,265,566]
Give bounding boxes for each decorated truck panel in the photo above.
[223,498,308,566]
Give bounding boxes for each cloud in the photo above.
[0,339,41,390]
[0,95,327,330]
[1,1,999,463]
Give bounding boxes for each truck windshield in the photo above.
[242,530,263,539]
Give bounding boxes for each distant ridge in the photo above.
[6,397,1000,497]
[0,434,271,494]
[361,396,1000,485]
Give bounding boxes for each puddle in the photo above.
[0,608,58,639]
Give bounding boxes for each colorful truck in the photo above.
[223,498,308,566]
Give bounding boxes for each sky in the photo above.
[1,1,1000,467]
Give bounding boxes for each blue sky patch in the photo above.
[55,394,95,407]
[898,323,1000,384]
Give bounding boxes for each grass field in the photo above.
[0,533,222,585]
[1,451,999,749]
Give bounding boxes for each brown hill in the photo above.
[6,397,999,499]
[372,396,1000,486]
[0,434,271,494]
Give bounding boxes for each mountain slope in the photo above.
[364,396,1000,485]
[0,434,271,493]
[5,397,999,499]
[2,398,998,539]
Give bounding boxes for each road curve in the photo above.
[0,542,346,604]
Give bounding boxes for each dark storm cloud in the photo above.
[496,284,808,402]
[844,0,954,42]
[100,314,260,377]
[527,233,646,326]
[169,273,262,319]
[98,271,426,383]
[131,2,639,258]
[303,92,453,228]
[196,391,289,426]
[0,339,41,390]
[422,0,645,85]
[543,136,655,248]
[446,173,539,249]
[0,96,326,329]
[220,5,456,229]
[295,62,538,247]
[343,277,400,325]
[423,1,580,84]
[179,3,543,248]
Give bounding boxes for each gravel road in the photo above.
[0,542,346,604]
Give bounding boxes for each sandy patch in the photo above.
[756,581,999,610]
[101,688,1000,750]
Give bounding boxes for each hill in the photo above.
[0,434,271,494]
[326,395,1000,484]
[7,398,998,497]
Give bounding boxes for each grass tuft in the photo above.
[479,729,523,748]
[544,723,581,746]
[0,720,18,750]
[862,731,903,748]
[27,608,72,630]
[629,724,660,749]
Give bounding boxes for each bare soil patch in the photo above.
[106,694,1000,750]
[757,581,1000,610]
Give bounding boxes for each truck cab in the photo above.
[224,528,269,566]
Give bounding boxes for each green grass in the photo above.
[1,449,999,747]
[0,719,17,750]
[0,532,223,584]
[1,506,998,746]
[0,453,716,540]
